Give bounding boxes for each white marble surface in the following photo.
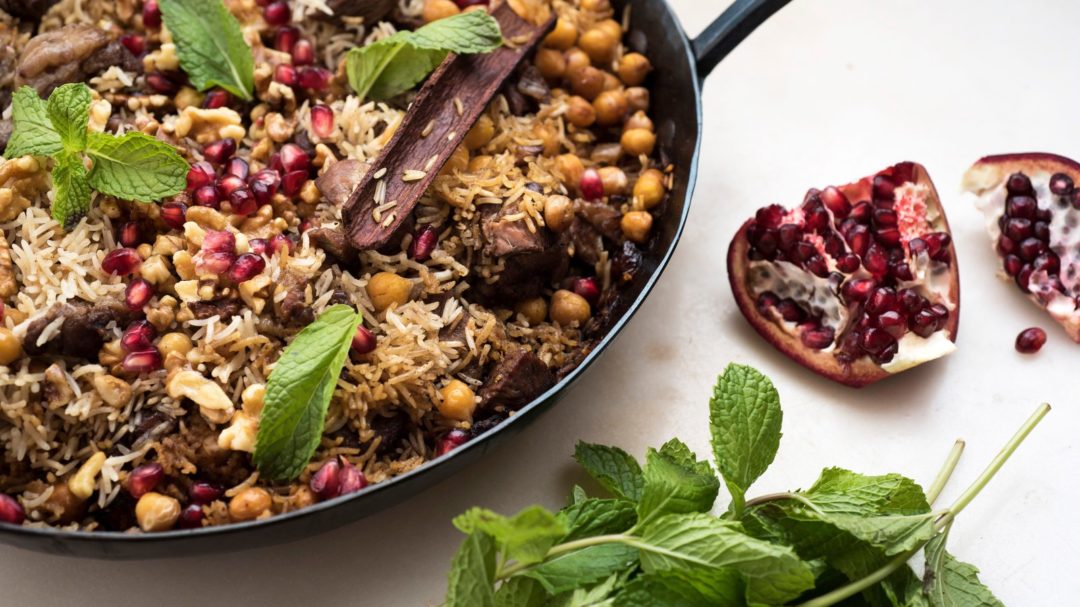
[3,0,1078,604]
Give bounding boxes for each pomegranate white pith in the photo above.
[728,162,960,387]
[963,153,1080,341]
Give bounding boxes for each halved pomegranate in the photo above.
[963,153,1080,341]
[728,162,960,387]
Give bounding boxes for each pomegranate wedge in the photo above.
[728,162,960,387]
[963,153,1080,341]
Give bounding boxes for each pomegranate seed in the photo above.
[454,0,488,7]
[310,104,335,138]
[178,504,204,529]
[119,34,145,56]
[436,429,469,456]
[102,248,141,275]
[580,168,604,201]
[890,261,913,281]
[274,26,300,53]
[1006,195,1037,220]
[1018,237,1044,261]
[217,174,246,197]
[1015,327,1047,354]
[1006,172,1032,195]
[124,463,163,499]
[873,208,898,226]
[755,205,784,228]
[804,255,829,278]
[161,200,188,229]
[352,326,376,355]
[1032,252,1060,275]
[117,222,140,247]
[1049,173,1074,195]
[1072,191,1080,210]
[863,244,888,278]
[820,186,850,217]
[804,202,830,231]
[202,89,232,109]
[228,187,258,216]
[264,1,291,26]
[875,227,901,247]
[842,279,876,303]
[751,227,778,257]
[845,224,871,257]
[800,325,834,349]
[871,174,895,203]
[849,201,872,223]
[142,0,161,28]
[338,459,367,495]
[860,327,896,355]
[197,251,236,275]
[409,226,438,261]
[777,224,801,251]
[755,292,780,314]
[910,308,942,338]
[269,234,292,255]
[202,230,236,254]
[0,494,25,525]
[250,168,282,189]
[278,144,310,173]
[122,320,157,352]
[250,179,277,205]
[867,287,899,315]
[274,63,297,86]
[297,67,332,90]
[573,277,601,306]
[291,39,315,66]
[122,349,163,373]
[225,158,250,180]
[876,310,906,336]
[1033,221,1050,241]
[146,72,179,95]
[125,279,154,311]
[836,253,861,273]
[249,238,269,256]
[1015,265,1034,292]
[281,170,307,196]
[203,139,236,164]
[310,459,342,501]
[186,162,216,191]
[194,185,222,208]
[189,482,223,504]
[775,299,805,323]
[1004,218,1032,241]
[227,253,266,283]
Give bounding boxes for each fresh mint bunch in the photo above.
[158,0,254,100]
[4,84,188,227]
[444,363,1047,606]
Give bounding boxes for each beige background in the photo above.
[2,0,1078,604]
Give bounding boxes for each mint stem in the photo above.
[742,491,825,515]
[495,534,630,579]
[925,439,965,505]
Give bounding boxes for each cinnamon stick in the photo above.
[342,3,555,251]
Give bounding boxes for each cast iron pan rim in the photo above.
[0,10,703,550]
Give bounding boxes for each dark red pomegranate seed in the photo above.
[756,292,780,314]
[124,463,163,499]
[310,104,335,138]
[119,34,145,56]
[274,26,300,53]
[278,143,310,173]
[580,168,603,201]
[178,504,204,529]
[755,205,784,228]
[202,89,232,109]
[849,201,872,223]
[122,349,163,373]
[875,227,901,247]
[227,253,266,283]
[297,67,332,90]
[194,185,222,208]
[872,174,895,203]
[841,278,875,303]
[125,279,154,311]
[1015,265,1034,292]
[800,325,834,349]
[863,244,888,278]
[776,224,799,251]
[833,254,859,273]
[250,168,282,189]
[161,200,188,229]
[228,187,258,216]
[910,307,942,338]
[142,0,161,28]
[804,255,829,278]
[775,299,805,323]
[264,1,291,25]
[310,459,341,500]
[924,232,952,261]
[873,208,898,226]
[122,320,157,352]
[1015,327,1047,354]
[0,494,25,525]
[274,63,297,86]
[867,286,899,315]
[1032,252,1060,275]
[1049,173,1074,195]
[203,139,236,164]
[186,162,216,191]
[845,225,871,257]
[146,71,179,94]
[102,248,142,275]
[1018,237,1044,261]
[338,459,367,495]
[197,251,236,275]
[1004,218,1032,241]
[890,261,913,282]
[269,234,292,255]
[860,327,896,355]
[820,186,850,217]
[217,174,246,197]
[249,179,276,205]
[409,226,438,261]
[1006,195,1037,219]
[281,170,307,196]
[118,222,141,247]
[225,158,249,180]
[436,429,469,456]
[1033,221,1050,241]
[202,229,236,254]
[351,326,376,355]
[1006,172,1032,195]
[291,39,315,66]
[249,238,269,256]
[573,276,601,306]
[189,482,224,504]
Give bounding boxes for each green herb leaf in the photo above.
[573,442,643,502]
[802,468,931,516]
[253,305,362,481]
[923,534,1003,607]
[613,572,719,607]
[4,86,62,158]
[46,83,91,152]
[158,0,254,100]
[85,131,188,202]
[709,363,782,516]
[446,531,497,607]
[557,498,637,542]
[818,512,938,556]
[494,577,548,607]
[636,439,719,529]
[453,506,566,566]
[521,543,638,595]
[407,9,503,52]
[50,152,92,226]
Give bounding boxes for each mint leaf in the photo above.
[85,131,187,202]
[453,506,566,566]
[709,363,782,516]
[158,0,254,100]
[494,577,547,607]
[802,468,931,516]
[573,442,643,502]
[446,531,497,607]
[4,86,62,158]
[553,572,626,607]
[254,305,363,481]
[407,9,503,53]
[50,152,92,226]
[924,534,1003,607]
[819,512,938,556]
[557,498,636,542]
[637,513,815,605]
[46,83,91,152]
[614,572,720,607]
[636,439,719,529]
[520,543,638,595]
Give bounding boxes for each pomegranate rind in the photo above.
[728,162,960,388]
[962,152,1080,341]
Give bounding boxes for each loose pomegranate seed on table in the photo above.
[1015,327,1047,354]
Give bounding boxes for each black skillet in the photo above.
[0,0,792,558]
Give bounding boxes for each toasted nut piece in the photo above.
[241,383,266,415]
[140,255,172,285]
[93,374,133,408]
[135,492,181,532]
[185,206,228,231]
[218,412,257,452]
[229,487,272,521]
[43,363,73,406]
[68,452,107,500]
[152,234,185,257]
[166,370,235,424]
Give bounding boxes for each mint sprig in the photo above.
[158,0,254,100]
[346,10,503,102]
[444,364,1049,606]
[4,84,188,226]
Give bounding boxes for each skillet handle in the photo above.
[692,0,792,79]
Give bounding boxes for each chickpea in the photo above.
[135,492,181,532]
[554,154,584,189]
[229,487,272,522]
[625,87,650,113]
[621,128,656,157]
[580,0,612,14]
[567,66,605,100]
[618,53,652,86]
[621,211,653,243]
[367,272,412,312]
[422,0,460,23]
[543,17,577,50]
[533,124,560,156]
[578,29,617,65]
[544,194,575,232]
[468,155,494,172]
[563,48,590,74]
[440,144,469,176]
[624,111,654,132]
[550,290,591,326]
[565,95,596,128]
[438,379,477,422]
[601,72,621,92]
[634,168,666,210]
[598,166,628,195]
[0,328,21,365]
[515,297,548,325]
[592,89,628,127]
[464,114,495,150]
[534,48,566,81]
[158,332,193,358]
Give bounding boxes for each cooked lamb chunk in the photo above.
[368,411,411,456]
[0,0,57,20]
[16,25,138,96]
[315,159,366,208]
[23,300,136,359]
[477,348,555,412]
[479,201,569,301]
[188,298,244,320]
[157,414,250,486]
[307,226,356,263]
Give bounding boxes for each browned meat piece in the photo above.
[0,0,58,20]
[188,298,243,320]
[16,25,138,96]
[307,226,356,263]
[477,348,555,412]
[156,414,250,486]
[567,217,603,265]
[274,272,315,327]
[478,200,569,301]
[439,309,470,344]
[23,299,136,360]
[120,411,177,452]
[368,411,411,456]
[565,200,623,265]
[483,201,545,258]
[318,0,394,24]
[515,64,550,104]
[575,199,622,241]
[315,159,366,208]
